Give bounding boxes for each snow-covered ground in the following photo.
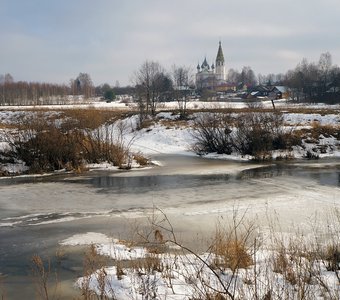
[1,100,340,298]
[60,229,340,299]
[1,97,338,111]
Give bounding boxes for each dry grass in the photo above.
[211,221,254,272]
[0,107,125,130]
[322,245,340,272]
[59,108,122,130]
[83,244,108,275]
[272,248,299,285]
[159,118,189,129]
[310,121,340,139]
[133,152,149,166]
[30,254,60,300]
[212,235,253,271]
[190,293,227,300]
[282,107,340,115]
[78,244,110,300]
[183,106,340,116]
[0,122,19,129]
[130,255,163,274]
[136,118,155,130]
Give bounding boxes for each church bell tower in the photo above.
[215,41,226,81]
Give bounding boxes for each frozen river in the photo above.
[1,154,340,299]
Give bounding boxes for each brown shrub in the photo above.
[133,152,149,166]
[3,111,135,173]
[6,116,83,173]
[191,112,234,155]
[323,245,340,271]
[212,237,253,271]
[310,121,340,139]
[80,134,129,168]
[211,222,254,271]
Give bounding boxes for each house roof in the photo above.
[251,85,270,92]
[272,86,288,93]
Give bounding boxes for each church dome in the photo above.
[201,58,210,70]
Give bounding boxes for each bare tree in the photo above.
[4,73,14,84]
[227,68,241,85]
[240,66,257,87]
[318,52,333,98]
[284,54,340,103]
[134,61,170,120]
[70,72,94,99]
[172,65,193,118]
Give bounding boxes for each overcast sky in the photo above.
[1,0,340,86]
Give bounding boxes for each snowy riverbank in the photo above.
[1,100,340,298]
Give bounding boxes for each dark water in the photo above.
[1,155,340,299]
[237,162,340,186]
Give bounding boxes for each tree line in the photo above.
[2,51,340,106]
[0,72,96,105]
[227,52,340,103]
[285,52,340,103]
[0,72,134,105]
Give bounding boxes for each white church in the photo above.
[196,42,233,91]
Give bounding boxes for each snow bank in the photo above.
[65,231,340,299]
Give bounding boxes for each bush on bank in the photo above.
[192,111,302,160]
[1,111,140,174]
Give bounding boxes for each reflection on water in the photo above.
[90,174,232,193]
[311,171,340,186]
[237,163,340,187]
[237,165,286,180]
[87,164,340,194]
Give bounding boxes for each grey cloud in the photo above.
[1,0,340,85]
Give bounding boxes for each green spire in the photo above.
[216,41,224,64]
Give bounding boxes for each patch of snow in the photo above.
[97,242,148,261]
[87,163,119,171]
[60,232,111,246]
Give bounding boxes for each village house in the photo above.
[247,85,290,99]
